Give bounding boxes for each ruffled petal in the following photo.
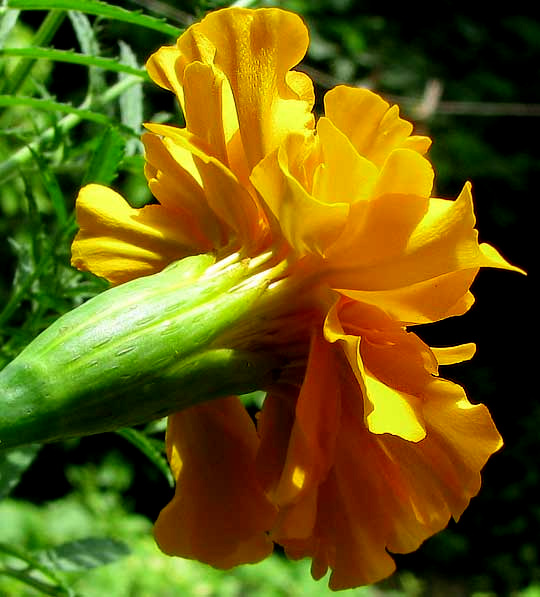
[275,359,502,590]
[311,117,378,204]
[251,135,349,256]
[270,331,341,506]
[326,182,523,291]
[187,7,314,169]
[71,184,207,285]
[372,148,434,199]
[146,123,268,252]
[147,7,314,171]
[325,298,433,442]
[154,397,277,569]
[145,44,185,104]
[338,268,478,325]
[323,85,431,167]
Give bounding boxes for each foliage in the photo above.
[0,1,535,595]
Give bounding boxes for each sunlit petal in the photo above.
[324,85,430,167]
[71,184,207,285]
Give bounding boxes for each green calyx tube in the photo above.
[0,253,282,451]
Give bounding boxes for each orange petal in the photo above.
[432,343,476,365]
[154,397,277,569]
[280,372,502,590]
[271,330,341,506]
[71,184,206,285]
[324,299,429,442]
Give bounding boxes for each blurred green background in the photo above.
[0,1,535,595]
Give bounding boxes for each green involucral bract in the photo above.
[0,253,281,451]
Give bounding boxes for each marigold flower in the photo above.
[70,7,523,590]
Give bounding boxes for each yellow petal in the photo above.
[324,299,427,441]
[146,123,267,252]
[251,136,349,256]
[191,7,314,169]
[372,148,434,199]
[324,85,430,167]
[327,189,429,273]
[182,62,231,165]
[143,132,224,247]
[71,184,207,285]
[154,398,277,569]
[431,343,476,365]
[149,8,315,170]
[327,182,523,291]
[311,117,378,204]
[145,44,185,106]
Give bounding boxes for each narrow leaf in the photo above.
[37,537,130,572]
[82,126,125,186]
[67,10,104,94]
[0,444,41,499]
[0,94,114,125]
[8,0,182,38]
[0,47,149,79]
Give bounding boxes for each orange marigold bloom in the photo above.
[71,7,523,590]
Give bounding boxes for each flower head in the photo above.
[71,7,523,590]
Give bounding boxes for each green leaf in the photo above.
[82,126,125,186]
[0,444,41,499]
[67,10,104,95]
[36,537,130,572]
[8,0,182,38]
[116,427,174,487]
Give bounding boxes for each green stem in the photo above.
[1,9,67,95]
